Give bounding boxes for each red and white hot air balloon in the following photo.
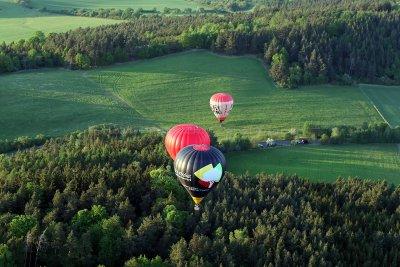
[164,124,210,160]
[210,92,234,123]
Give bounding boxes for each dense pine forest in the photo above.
[0,125,399,266]
[1,0,400,88]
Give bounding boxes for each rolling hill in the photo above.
[0,51,384,140]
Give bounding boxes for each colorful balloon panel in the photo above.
[174,144,226,206]
[165,124,210,160]
[210,92,234,122]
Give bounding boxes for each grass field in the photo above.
[31,0,200,11]
[93,51,382,139]
[0,69,151,139]
[0,0,120,43]
[360,84,400,128]
[227,144,400,184]
[0,51,384,139]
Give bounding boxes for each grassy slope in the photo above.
[360,84,400,128]
[93,51,382,139]
[227,144,400,184]
[0,69,151,139]
[0,51,384,139]
[0,0,120,43]
[31,0,200,10]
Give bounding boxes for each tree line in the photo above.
[302,122,400,144]
[192,0,394,12]
[0,134,48,154]
[41,6,225,20]
[0,125,399,266]
[1,1,400,88]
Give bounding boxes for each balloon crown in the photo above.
[193,144,211,151]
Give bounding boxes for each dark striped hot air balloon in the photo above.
[165,124,210,160]
[210,92,234,123]
[174,144,226,210]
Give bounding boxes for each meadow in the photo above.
[94,51,382,139]
[0,51,385,139]
[0,69,149,139]
[0,0,120,43]
[360,84,400,128]
[31,0,200,11]
[227,144,400,184]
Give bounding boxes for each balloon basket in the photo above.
[194,205,200,211]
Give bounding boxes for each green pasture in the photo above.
[31,0,200,11]
[0,0,120,43]
[227,144,400,184]
[360,84,400,128]
[92,51,382,139]
[0,51,385,139]
[0,69,151,139]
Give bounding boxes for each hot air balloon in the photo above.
[174,144,226,210]
[165,124,210,160]
[210,92,234,123]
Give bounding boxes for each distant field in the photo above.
[227,144,400,184]
[31,0,200,10]
[0,0,120,43]
[360,84,400,128]
[0,51,384,139]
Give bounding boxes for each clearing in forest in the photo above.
[93,51,382,139]
[0,51,384,139]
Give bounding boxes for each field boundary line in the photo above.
[81,72,159,129]
[83,72,132,110]
[358,85,393,128]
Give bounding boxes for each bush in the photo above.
[9,215,37,238]
[320,133,330,144]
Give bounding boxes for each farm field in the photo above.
[0,69,152,139]
[227,144,400,184]
[31,0,200,11]
[0,0,120,43]
[360,84,400,128]
[94,51,382,139]
[0,51,384,139]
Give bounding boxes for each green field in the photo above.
[360,84,400,128]
[31,0,200,11]
[93,51,382,139]
[0,0,120,43]
[0,69,153,138]
[0,51,384,139]
[227,144,400,184]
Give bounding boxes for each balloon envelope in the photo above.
[174,144,226,207]
[210,93,234,123]
[165,124,210,160]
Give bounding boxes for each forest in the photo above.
[0,125,399,266]
[1,0,400,88]
[195,0,397,10]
